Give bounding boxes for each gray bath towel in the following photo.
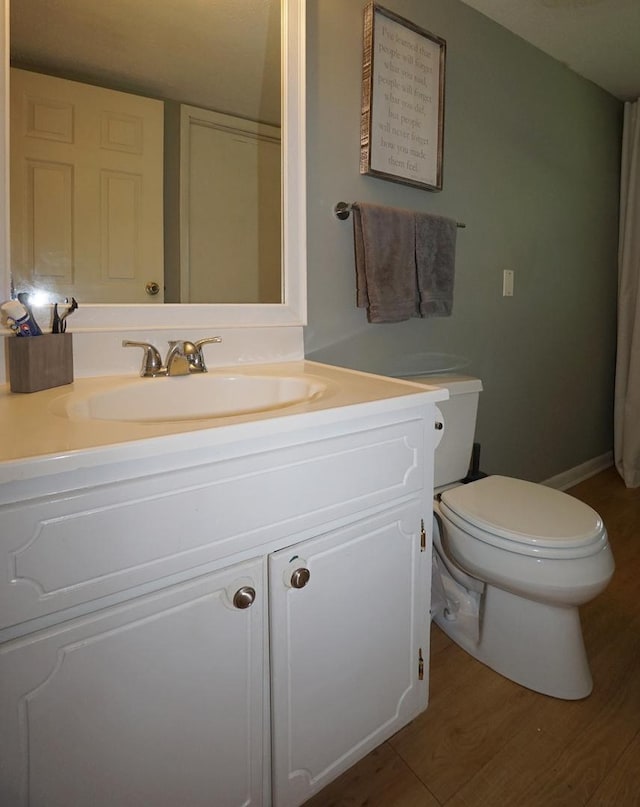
[415,212,457,316]
[353,202,419,323]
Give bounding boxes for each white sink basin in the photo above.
[56,373,327,423]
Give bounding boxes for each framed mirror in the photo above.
[0,0,306,330]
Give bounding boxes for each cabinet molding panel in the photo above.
[2,419,424,634]
[269,501,429,807]
[0,560,265,807]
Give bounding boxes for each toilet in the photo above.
[409,374,615,700]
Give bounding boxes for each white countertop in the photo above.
[0,361,447,489]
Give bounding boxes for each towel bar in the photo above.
[334,201,465,228]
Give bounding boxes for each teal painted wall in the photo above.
[303,0,622,482]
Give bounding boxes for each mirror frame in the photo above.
[0,0,306,331]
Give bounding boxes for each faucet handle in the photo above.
[192,336,222,373]
[193,336,222,349]
[122,340,164,377]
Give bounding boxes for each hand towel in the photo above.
[415,212,457,317]
[353,202,419,323]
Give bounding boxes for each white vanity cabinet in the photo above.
[0,385,440,807]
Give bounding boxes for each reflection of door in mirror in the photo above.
[10,68,164,303]
[180,107,281,304]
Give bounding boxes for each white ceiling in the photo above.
[11,0,638,113]
[10,0,281,125]
[459,0,640,101]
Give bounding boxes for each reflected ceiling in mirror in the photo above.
[10,0,282,306]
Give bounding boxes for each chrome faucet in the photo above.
[123,337,222,377]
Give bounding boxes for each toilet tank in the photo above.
[401,374,483,488]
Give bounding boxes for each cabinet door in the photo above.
[0,559,265,807]
[269,501,429,807]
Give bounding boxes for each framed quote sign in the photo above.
[360,3,446,191]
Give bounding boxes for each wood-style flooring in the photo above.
[304,466,640,807]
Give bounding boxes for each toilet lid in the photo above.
[440,475,604,548]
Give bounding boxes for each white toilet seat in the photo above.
[440,475,607,559]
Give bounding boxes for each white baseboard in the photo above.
[542,451,614,491]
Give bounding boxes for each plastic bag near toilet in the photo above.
[431,551,481,643]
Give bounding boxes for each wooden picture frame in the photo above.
[360,2,446,192]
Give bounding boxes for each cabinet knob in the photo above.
[290,567,310,589]
[233,586,256,609]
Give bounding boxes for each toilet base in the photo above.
[434,584,593,700]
